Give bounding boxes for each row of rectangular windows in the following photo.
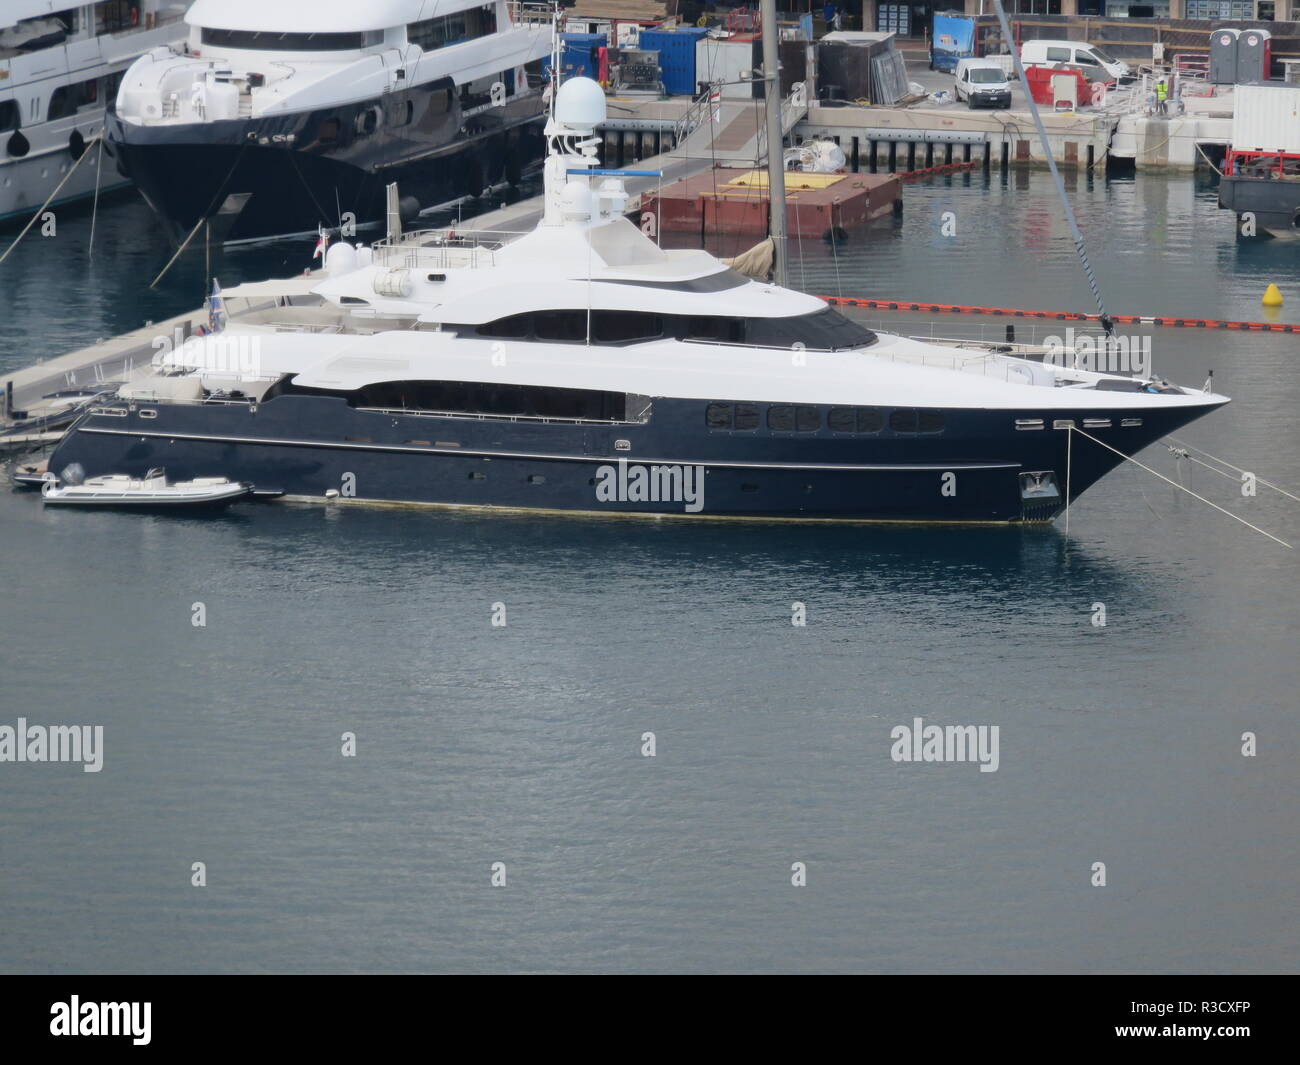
[707,403,945,434]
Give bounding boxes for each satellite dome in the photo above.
[554,77,606,131]
[324,242,358,277]
[559,180,594,220]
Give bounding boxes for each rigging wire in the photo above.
[990,0,1115,338]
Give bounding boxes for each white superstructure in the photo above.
[162,77,1222,419]
[0,1,186,222]
[114,1,549,127]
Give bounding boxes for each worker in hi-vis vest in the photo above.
[1155,77,1169,115]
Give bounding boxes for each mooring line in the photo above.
[0,134,102,266]
[1070,426,1292,549]
[1165,436,1300,505]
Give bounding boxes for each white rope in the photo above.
[1165,435,1300,504]
[88,132,105,261]
[1070,426,1291,549]
[0,134,102,266]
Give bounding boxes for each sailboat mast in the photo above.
[760,0,788,287]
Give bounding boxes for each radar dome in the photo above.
[325,242,358,277]
[554,77,606,131]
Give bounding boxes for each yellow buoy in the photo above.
[1262,284,1284,307]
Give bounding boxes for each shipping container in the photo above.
[638,26,709,96]
[540,32,608,82]
[1232,83,1300,154]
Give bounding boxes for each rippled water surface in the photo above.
[0,171,1296,973]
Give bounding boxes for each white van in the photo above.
[1020,39,1131,82]
[953,58,1012,109]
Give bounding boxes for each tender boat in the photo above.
[41,467,252,508]
[43,74,1229,523]
[105,0,553,242]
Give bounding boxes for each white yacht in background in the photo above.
[0,1,186,224]
[44,77,1230,523]
[106,0,553,243]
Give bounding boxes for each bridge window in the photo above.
[200,28,384,51]
[408,5,497,51]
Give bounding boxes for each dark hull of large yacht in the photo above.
[45,394,1224,522]
[1218,174,1300,237]
[106,82,546,242]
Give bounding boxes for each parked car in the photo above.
[954,58,1012,109]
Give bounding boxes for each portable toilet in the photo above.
[1237,28,1272,84]
[1209,28,1239,85]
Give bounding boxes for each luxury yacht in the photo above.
[45,77,1229,523]
[106,0,552,242]
[0,1,185,224]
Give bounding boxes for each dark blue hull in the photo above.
[106,81,546,242]
[45,393,1220,522]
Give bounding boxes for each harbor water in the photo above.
[0,172,1296,973]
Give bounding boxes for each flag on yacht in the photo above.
[207,278,226,333]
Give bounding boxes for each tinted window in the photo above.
[889,409,919,433]
[828,407,856,433]
[685,316,744,343]
[534,310,587,342]
[408,5,497,51]
[201,27,382,50]
[598,269,750,294]
[917,409,945,433]
[857,408,884,433]
[830,406,884,432]
[342,379,626,421]
[796,406,820,432]
[706,403,733,429]
[1045,47,1070,62]
[47,87,72,120]
[734,405,759,430]
[478,314,530,339]
[768,405,796,432]
[683,307,875,351]
[591,311,663,344]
